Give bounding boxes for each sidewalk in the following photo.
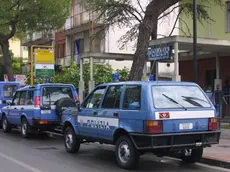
[201,129,230,168]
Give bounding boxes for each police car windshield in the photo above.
[152,85,211,109]
[3,85,18,98]
[42,87,73,105]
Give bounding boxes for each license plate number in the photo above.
[179,123,193,130]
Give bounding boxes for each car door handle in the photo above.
[14,108,17,110]
[92,111,97,116]
[113,112,119,117]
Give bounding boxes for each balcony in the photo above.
[22,31,55,46]
[57,11,104,35]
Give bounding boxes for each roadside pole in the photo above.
[193,0,198,83]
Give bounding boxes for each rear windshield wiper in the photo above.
[162,94,187,110]
[181,96,209,104]
[181,96,203,107]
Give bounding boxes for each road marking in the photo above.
[0,151,44,172]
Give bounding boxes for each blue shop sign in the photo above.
[148,44,172,61]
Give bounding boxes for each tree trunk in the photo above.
[128,0,179,81]
[2,40,13,81]
[128,25,151,80]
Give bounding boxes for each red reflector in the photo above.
[145,120,162,134]
[208,118,218,131]
[34,96,40,108]
[75,95,79,101]
[159,112,170,119]
[39,120,48,125]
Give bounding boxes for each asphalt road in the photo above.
[0,130,229,172]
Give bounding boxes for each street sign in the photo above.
[4,74,26,86]
[35,69,54,78]
[15,75,26,86]
[35,49,54,64]
[148,44,172,61]
[35,64,54,78]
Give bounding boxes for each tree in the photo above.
[0,0,71,81]
[81,0,223,80]
[116,67,130,81]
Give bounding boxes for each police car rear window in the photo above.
[152,85,211,109]
[3,85,18,98]
[42,87,73,105]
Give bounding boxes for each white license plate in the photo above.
[41,110,51,114]
[179,123,193,130]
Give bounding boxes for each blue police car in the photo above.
[1,83,78,138]
[61,81,221,169]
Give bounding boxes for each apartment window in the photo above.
[226,1,230,32]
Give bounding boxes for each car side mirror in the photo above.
[2,100,6,104]
[76,101,81,112]
[10,102,15,106]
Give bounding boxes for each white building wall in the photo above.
[157,3,180,38]
[104,1,179,70]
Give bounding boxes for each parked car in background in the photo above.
[0,82,20,108]
[0,82,20,126]
[0,83,78,138]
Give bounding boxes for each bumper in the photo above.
[129,130,221,150]
[32,118,60,130]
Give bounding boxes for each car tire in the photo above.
[21,118,30,138]
[181,148,203,163]
[115,136,140,170]
[2,116,12,133]
[55,98,76,118]
[64,126,80,153]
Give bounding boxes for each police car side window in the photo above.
[102,85,123,109]
[19,91,27,105]
[82,86,106,109]
[123,85,141,110]
[12,92,20,105]
[27,91,34,105]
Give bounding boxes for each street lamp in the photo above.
[193,0,198,83]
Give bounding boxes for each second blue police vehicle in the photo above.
[1,83,78,138]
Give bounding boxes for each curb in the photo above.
[200,157,230,169]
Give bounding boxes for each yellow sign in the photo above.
[35,49,54,64]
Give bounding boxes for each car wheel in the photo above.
[21,118,30,138]
[64,126,80,153]
[181,148,203,163]
[115,136,140,170]
[2,116,12,133]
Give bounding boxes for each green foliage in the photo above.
[116,67,130,81]
[25,61,130,87]
[0,0,71,37]
[12,57,22,74]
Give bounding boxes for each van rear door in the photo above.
[40,85,76,120]
[152,85,216,133]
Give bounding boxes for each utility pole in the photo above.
[193,0,198,83]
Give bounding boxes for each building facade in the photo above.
[178,0,230,89]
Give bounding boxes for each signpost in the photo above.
[148,44,172,61]
[30,45,54,86]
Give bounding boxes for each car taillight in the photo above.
[208,118,218,131]
[145,120,162,134]
[34,96,40,107]
[75,95,79,101]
